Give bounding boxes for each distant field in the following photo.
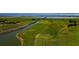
[20,18,79,46]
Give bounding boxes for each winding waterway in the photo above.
[0,21,38,46]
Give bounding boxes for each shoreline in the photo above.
[0,23,31,35]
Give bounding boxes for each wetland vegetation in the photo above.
[0,13,79,46]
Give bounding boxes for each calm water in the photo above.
[0,13,79,17]
[0,30,20,46]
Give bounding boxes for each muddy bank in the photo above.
[16,32,24,46]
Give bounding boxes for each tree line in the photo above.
[0,19,20,24]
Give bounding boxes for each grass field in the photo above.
[20,18,79,46]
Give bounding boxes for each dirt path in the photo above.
[59,26,68,33]
[16,33,24,46]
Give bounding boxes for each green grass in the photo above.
[22,20,49,45]
[22,18,79,46]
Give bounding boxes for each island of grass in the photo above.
[18,17,79,46]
